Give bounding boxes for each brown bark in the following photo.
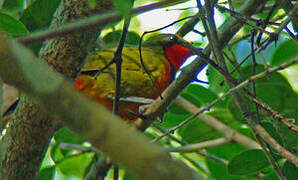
[0,33,199,180]
[0,0,112,179]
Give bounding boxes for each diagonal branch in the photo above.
[166,138,230,152]
[17,0,188,45]
[0,0,113,179]
[136,0,268,131]
[0,34,200,180]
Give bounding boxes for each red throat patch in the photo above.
[165,44,193,72]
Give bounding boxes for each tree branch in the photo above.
[0,34,200,180]
[17,0,188,45]
[166,138,230,152]
[135,0,268,131]
[0,0,113,179]
[174,97,261,149]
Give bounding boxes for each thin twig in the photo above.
[153,59,297,141]
[17,0,188,45]
[152,124,229,165]
[215,4,274,36]
[247,95,298,132]
[135,0,268,133]
[176,13,200,37]
[251,31,285,179]
[256,2,278,46]
[276,0,298,32]
[255,124,298,166]
[174,97,261,150]
[112,17,132,180]
[166,138,229,152]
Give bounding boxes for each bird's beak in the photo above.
[175,34,189,46]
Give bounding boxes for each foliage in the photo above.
[1,0,297,179]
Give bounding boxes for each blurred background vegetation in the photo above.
[0,0,297,179]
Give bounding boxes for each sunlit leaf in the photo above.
[270,39,298,66]
[56,153,94,178]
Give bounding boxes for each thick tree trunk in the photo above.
[0,0,112,179]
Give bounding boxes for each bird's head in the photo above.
[143,34,193,72]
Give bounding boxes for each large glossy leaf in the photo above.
[178,117,221,143]
[207,144,251,180]
[228,149,269,175]
[183,83,227,108]
[270,39,298,66]
[0,12,28,36]
[160,112,190,129]
[56,153,94,178]
[19,0,60,31]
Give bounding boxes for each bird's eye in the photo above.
[169,35,178,42]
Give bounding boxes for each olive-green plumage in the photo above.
[75,34,192,120]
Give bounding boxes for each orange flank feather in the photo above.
[75,34,192,121]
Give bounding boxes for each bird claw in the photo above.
[107,95,155,104]
[108,95,166,122]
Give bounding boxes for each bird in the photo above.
[75,33,193,121]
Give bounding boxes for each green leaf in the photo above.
[56,153,94,178]
[207,63,229,93]
[2,0,24,11]
[208,161,253,180]
[261,170,279,180]
[184,83,226,108]
[207,144,251,180]
[178,109,241,143]
[50,142,64,163]
[180,89,202,109]
[228,64,297,124]
[178,117,220,143]
[102,31,140,47]
[111,0,132,18]
[228,149,270,175]
[19,0,60,31]
[54,127,85,144]
[282,161,298,180]
[0,12,28,36]
[160,113,190,129]
[270,40,298,66]
[38,166,56,180]
[167,102,190,115]
[207,60,239,94]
